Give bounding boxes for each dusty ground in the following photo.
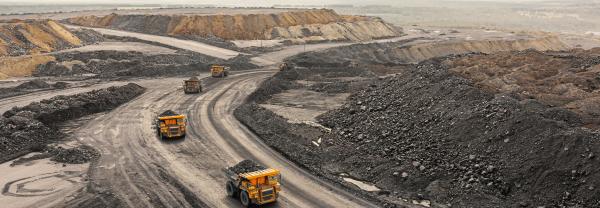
[0,155,88,208]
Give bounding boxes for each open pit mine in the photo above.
[0,5,599,208]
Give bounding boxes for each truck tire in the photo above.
[226,181,237,197]
[239,190,251,207]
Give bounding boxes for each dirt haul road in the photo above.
[66,69,376,208]
[65,25,242,60]
[57,40,387,207]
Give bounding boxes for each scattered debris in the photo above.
[49,145,100,164]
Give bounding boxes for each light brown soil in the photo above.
[66,9,399,41]
[0,55,56,78]
[447,48,600,127]
[0,20,82,56]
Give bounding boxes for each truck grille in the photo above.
[169,127,180,135]
[262,189,274,201]
[262,189,274,195]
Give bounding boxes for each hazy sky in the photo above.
[0,0,554,5]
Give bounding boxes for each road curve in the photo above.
[67,70,377,207]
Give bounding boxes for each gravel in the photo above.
[49,145,100,164]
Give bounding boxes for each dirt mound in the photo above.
[0,83,145,164]
[288,37,568,67]
[446,48,600,127]
[16,79,51,89]
[66,9,399,42]
[314,58,600,207]
[0,20,83,56]
[228,159,266,174]
[4,83,145,125]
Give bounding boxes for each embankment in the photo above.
[66,9,400,42]
[0,20,89,56]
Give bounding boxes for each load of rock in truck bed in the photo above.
[158,110,179,117]
[228,159,266,174]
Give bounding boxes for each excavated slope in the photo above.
[0,55,55,79]
[289,36,569,66]
[0,20,82,56]
[66,9,399,41]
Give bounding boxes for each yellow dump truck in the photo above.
[211,64,230,78]
[225,160,281,207]
[156,110,186,139]
[183,76,202,94]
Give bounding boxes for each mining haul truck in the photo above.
[156,110,186,139]
[225,160,281,207]
[211,64,230,78]
[183,76,201,94]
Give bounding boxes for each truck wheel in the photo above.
[226,181,237,197]
[239,190,251,207]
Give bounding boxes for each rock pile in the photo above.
[0,83,145,163]
[228,159,266,174]
[317,58,600,207]
[4,83,145,125]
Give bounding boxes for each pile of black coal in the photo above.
[159,110,179,117]
[228,159,266,174]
